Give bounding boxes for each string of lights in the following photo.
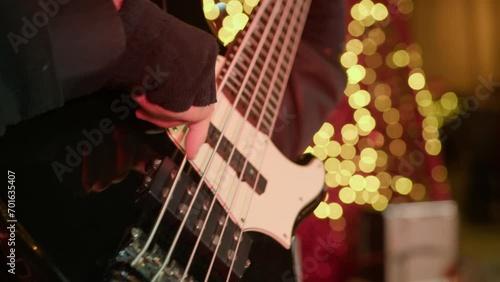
[203,0,452,221]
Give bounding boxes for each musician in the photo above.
[1,0,345,164]
[1,0,346,280]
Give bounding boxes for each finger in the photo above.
[135,109,187,128]
[184,116,211,160]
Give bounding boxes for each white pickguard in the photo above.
[167,56,324,249]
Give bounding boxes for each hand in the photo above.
[82,124,161,192]
[133,94,214,160]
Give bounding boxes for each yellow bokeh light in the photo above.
[204,4,220,20]
[346,39,364,55]
[375,150,388,167]
[233,13,249,30]
[373,83,391,97]
[368,28,386,45]
[313,145,328,160]
[431,165,448,182]
[325,157,341,172]
[410,183,426,201]
[354,191,366,205]
[354,108,371,122]
[320,122,335,137]
[349,174,366,191]
[218,27,235,45]
[341,51,358,69]
[347,65,366,84]
[374,95,392,112]
[372,195,389,211]
[365,191,380,204]
[314,201,330,219]
[349,89,371,108]
[339,169,352,186]
[395,177,413,195]
[361,68,377,85]
[416,90,433,107]
[361,15,376,27]
[348,20,365,37]
[226,0,243,15]
[351,3,364,21]
[422,129,439,141]
[389,139,407,156]
[383,108,400,124]
[344,83,361,97]
[340,144,357,160]
[365,175,381,192]
[339,187,356,204]
[393,50,410,67]
[357,115,376,132]
[422,116,439,133]
[440,92,458,110]
[340,160,357,174]
[325,172,341,187]
[203,0,216,12]
[377,172,392,188]
[328,203,343,220]
[360,148,377,164]
[371,3,389,21]
[244,0,259,7]
[386,123,403,139]
[425,139,442,155]
[366,52,383,69]
[341,124,358,140]
[313,131,330,146]
[379,187,393,199]
[408,72,426,90]
[358,159,376,173]
[362,38,378,55]
[326,141,341,157]
[398,0,414,14]
[343,134,359,146]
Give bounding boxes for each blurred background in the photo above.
[412,0,500,280]
[202,0,500,280]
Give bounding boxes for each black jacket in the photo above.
[0,0,218,135]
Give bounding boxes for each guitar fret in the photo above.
[220,0,312,138]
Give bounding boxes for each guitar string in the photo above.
[203,1,302,280]
[149,3,274,281]
[131,156,188,267]
[179,0,292,280]
[223,1,311,281]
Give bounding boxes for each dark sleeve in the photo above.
[106,0,219,112]
[0,0,125,135]
[49,0,126,100]
[271,0,347,161]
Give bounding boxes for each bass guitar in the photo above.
[0,0,325,281]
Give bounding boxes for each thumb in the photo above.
[184,117,211,160]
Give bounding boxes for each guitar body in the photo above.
[0,0,323,281]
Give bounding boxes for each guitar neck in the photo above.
[217,0,311,135]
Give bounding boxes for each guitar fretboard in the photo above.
[217,0,311,135]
